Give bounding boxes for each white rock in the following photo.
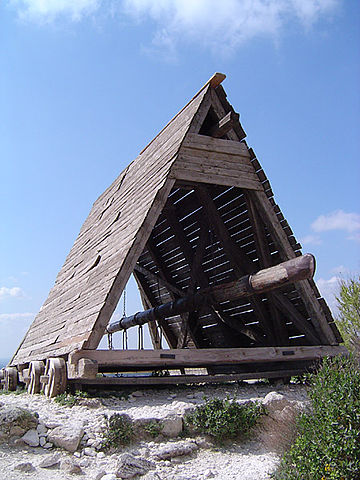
[21,429,40,447]
[115,453,155,479]
[80,457,91,467]
[37,423,47,435]
[153,441,199,460]
[38,453,61,468]
[131,390,145,397]
[14,462,36,473]
[47,424,84,452]
[74,451,81,458]
[97,451,105,459]
[84,447,97,456]
[43,442,53,449]
[101,475,116,480]
[39,436,47,447]
[204,469,216,478]
[161,415,183,437]
[262,392,287,412]
[60,457,82,475]
[92,469,106,480]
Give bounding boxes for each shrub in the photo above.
[185,397,264,442]
[336,276,360,354]
[101,414,134,450]
[54,390,88,407]
[274,355,360,480]
[144,421,163,438]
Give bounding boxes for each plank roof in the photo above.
[11,73,341,366]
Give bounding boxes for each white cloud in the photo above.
[316,276,340,314]
[299,234,322,246]
[10,0,100,23]
[123,0,340,54]
[311,209,360,233]
[0,312,34,322]
[0,286,25,301]
[9,0,341,53]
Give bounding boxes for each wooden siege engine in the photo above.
[1,73,345,397]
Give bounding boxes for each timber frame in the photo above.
[3,73,344,396]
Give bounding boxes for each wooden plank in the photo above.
[179,148,255,171]
[70,345,347,369]
[171,168,263,191]
[176,156,259,180]
[183,133,249,156]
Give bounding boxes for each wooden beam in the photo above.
[195,185,275,344]
[208,72,226,88]
[134,264,185,298]
[70,345,348,369]
[134,272,162,350]
[248,190,337,345]
[166,204,234,348]
[209,111,239,138]
[68,369,311,386]
[245,193,290,345]
[133,270,178,349]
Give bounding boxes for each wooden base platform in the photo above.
[68,368,308,388]
[68,345,347,374]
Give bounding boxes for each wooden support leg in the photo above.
[27,361,45,394]
[41,358,67,398]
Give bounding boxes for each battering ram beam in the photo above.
[106,254,316,334]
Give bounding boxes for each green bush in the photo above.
[185,397,264,442]
[274,355,360,480]
[101,414,134,451]
[336,276,360,354]
[144,420,163,438]
[54,390,88,407]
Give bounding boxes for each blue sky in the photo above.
[1,0,359,358]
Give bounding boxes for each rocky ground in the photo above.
[0,381,308,480]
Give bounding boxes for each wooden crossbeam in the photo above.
[70,345,348,370]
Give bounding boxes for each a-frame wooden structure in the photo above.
[5,73,344,396]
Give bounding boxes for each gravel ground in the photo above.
[0,381,308,480]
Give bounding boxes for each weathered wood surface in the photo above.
[10,73,341,366]
[10,83,212,366]
[107,255,315,333]
[68,369,305,386]
[69,345,347,369]
[67,369,306,386]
